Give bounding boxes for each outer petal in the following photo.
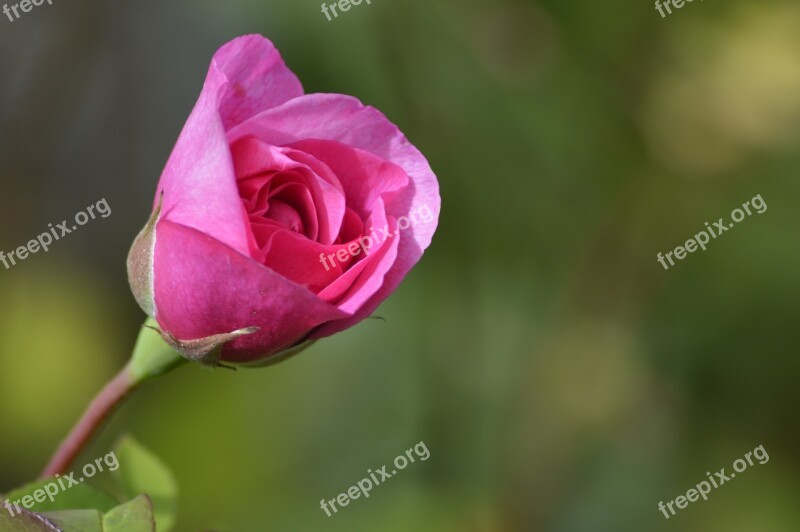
[155,35,304,259]
[227,94,441,335]
[212,35,304,130]
[152,219,347,362]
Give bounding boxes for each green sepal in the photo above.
[128,318,187,385]
[126,194,163,318]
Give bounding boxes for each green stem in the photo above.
[40,319,186,478]
[40,363,138,478]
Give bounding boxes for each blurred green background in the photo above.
[1,0,799,530]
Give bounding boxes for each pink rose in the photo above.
[127,35,440,365]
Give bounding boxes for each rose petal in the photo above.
[156,68,251,256]
[318,211,400,310]
[261,228,348,292]
[231,136,346,244]
[153,219,347,362]
[227,93,440,333]
[287,139,409,220]
[212,35,304,130]
[154,35,305,259]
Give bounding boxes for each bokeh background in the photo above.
[1,0,799,530]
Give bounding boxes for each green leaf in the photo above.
[114,436,177,532]
[0,506,62,531]
[40,510,103,532]
[5,480,118,514]
[102,495,155,532]
[0,498,156,532]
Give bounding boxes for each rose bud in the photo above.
[127,35,440,367]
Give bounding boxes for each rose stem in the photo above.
[39,364,138,478]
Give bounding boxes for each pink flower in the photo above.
[127,35,440,365]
